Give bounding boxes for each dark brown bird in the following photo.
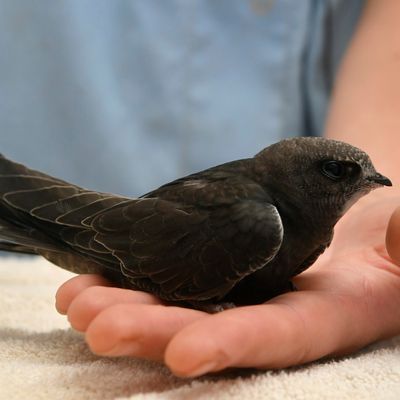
[0,137,392,310]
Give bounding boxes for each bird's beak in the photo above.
[368,173,392,186]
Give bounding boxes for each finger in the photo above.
[67,286,161,332]
[85,304,206,360]
[164,291,373,377]
[386,206,400,266]
[55,274,111,314]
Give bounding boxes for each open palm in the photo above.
[56,192,400,377]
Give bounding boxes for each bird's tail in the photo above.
[0,155,133,281]
[0,155,81,255]
[0,241,36,255]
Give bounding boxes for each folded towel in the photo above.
[1,257,399,400]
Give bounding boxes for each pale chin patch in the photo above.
[341,188,372,215]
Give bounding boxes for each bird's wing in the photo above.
[0,155,283,302]
[0,155,130,272]
[92,194,284,302]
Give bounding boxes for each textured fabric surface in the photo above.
[1,256,400,400]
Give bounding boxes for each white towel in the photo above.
[1,257,400,400]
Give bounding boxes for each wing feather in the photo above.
[92,197,283,301]
[0,154,284,304]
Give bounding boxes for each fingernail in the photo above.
[55,303,67,315]
[185,361,219,377]
[102,340,141,356]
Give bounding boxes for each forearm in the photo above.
[324,0,400,185]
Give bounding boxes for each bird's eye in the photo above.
[321,161,346,181]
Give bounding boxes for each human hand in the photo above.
[56,192,400,377]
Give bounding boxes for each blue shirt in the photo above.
[0,0,364,195]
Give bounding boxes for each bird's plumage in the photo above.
[0,138,392,309]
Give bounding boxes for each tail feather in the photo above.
[0,241,37,255]
[0,155,71,186]
[0,217,66,252]
[0,155,127,274]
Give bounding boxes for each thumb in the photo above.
[386,206,400,265]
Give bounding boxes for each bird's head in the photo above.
[254,137,392,218]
